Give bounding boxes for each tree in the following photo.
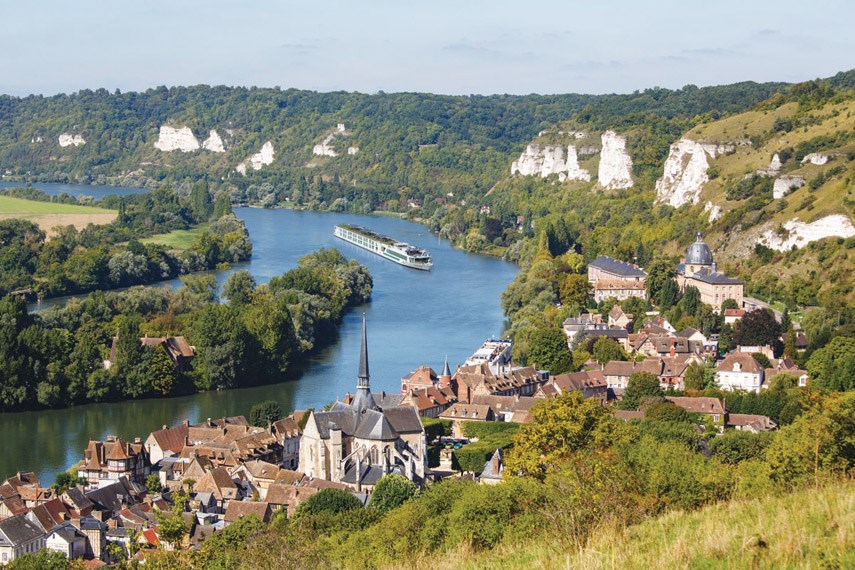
[733,308,781,347]
[527,325,572,374]
[157,511,187,548]
[53,470,85,494]
[212,192,232,218]
[682,285,701,317]
[645,258,677,308]
[190,179,213,222]
[146,346,176,396]
[249,400,282,427]
[620,372,662,410]
[783,324,798,358]
[559,274,591,307]
[368,474,417,514]
[146,473,163,494]
[765,392,855,486]
[721,298,740,312]
[592,337,626,365]
[6,550,71,570]
[505,391,624,480]
[295,488,363,517]
[223,270,256,306]
[751,352,772,369]
[806,336,855,391]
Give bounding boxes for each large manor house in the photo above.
[588,232,743,312]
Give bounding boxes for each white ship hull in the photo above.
[334,225,433,271]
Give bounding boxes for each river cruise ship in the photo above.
[334,225,433,270]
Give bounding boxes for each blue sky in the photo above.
[0,0,851,96]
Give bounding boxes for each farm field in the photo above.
[0,195,116,236]
[141,225,205,250]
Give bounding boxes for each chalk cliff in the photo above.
[154,126,200,152]
[655,138,711,207]
[758,214,855,251]
[511,144,591,182]
[801,153,829,165]
[236,141,275,175]
[773,175,805,199]
[598,131,633,190]
[201,130,226,153]
[58,133,86,147]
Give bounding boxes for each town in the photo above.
[0,234,809,566]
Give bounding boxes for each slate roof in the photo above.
[85,479,138,512]
[685,234,714,265]
[690,267,743,285]
[727,414,778,431]
[0,514,45,546]
[589,255,647,279]
[340,464,388,486]
[550,370,608,391]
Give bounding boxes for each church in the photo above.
[676,233,743,313]
[298,315,427,491]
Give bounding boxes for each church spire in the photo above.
[352,311,378,412]
[441,355,451,378]
[358,311,370,389]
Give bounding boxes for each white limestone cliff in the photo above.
[773,175,805,199]
[769,153,783,173]
[347,147,359,155]
[655,138,712,207]
[154,126,200,152]
[704,201,722,222]
[700,142,736,158]
[801,153,829,165]
[201,130,226,153]
[58,133,86,147]
[758,214,855,251]
[236,141,275,175]
[510,144,591,182]
[313,133,338,157]
[598,131,633,190]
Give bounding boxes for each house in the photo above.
[580,328,631,352]
[231,460,281,498]
[723,308,745,324]
[676,233,743,313]
[479,449,504,485]
[193,468,240,512]
[665,397,726,425]
[781,331,809,351]
[61,489,94,517]
[587,255,647,286]
[108,335,195,370]
[299,316,427,492]
[716,353,765,393]
[594,278,647,303]
[144,421,190,465]
[453,363,545,403]
[471,395,538,424]
[727,414,778,432]
[73,516,106,560]
[676,327,707,345]
[85,478,142,515]
[632,334,704,361]
[765,367,810,388]
[0,514,46,565]
[264,484,317,517]
[439,404,495,438]
[45,522,88,559]
[223,501,272,525]
[271,416,303,470]
[563,315,607,344]
[0,497,26,520]
[400,358,458,418]
[608,306,633,330]
[536,371,607,404]
[78,436,149,488]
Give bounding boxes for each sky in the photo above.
[0,0,852,97]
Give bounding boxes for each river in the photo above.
[0,198,518,484]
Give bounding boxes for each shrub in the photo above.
[294,488,362,518]
[421,417,452,442]
[367,474,417,514]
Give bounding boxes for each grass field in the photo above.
[0,195,117,236]
[141,226,205,250]
[444,482,855,570]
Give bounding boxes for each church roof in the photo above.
[686,233,714,265]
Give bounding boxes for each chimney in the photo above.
[134,437,141,444]
[182,419,190,428]
[162,425,168,430]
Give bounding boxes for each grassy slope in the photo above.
[141,225,205,250]
[446,482,855,570]
[0,194,113,214]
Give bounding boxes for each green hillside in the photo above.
[455,481,855,569]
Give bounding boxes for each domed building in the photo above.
[676,233,743,313]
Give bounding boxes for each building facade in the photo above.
[676,233,743,313]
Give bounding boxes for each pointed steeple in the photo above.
[440,355,452,388]
[352,312,377,412]
[358,311,370,389]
